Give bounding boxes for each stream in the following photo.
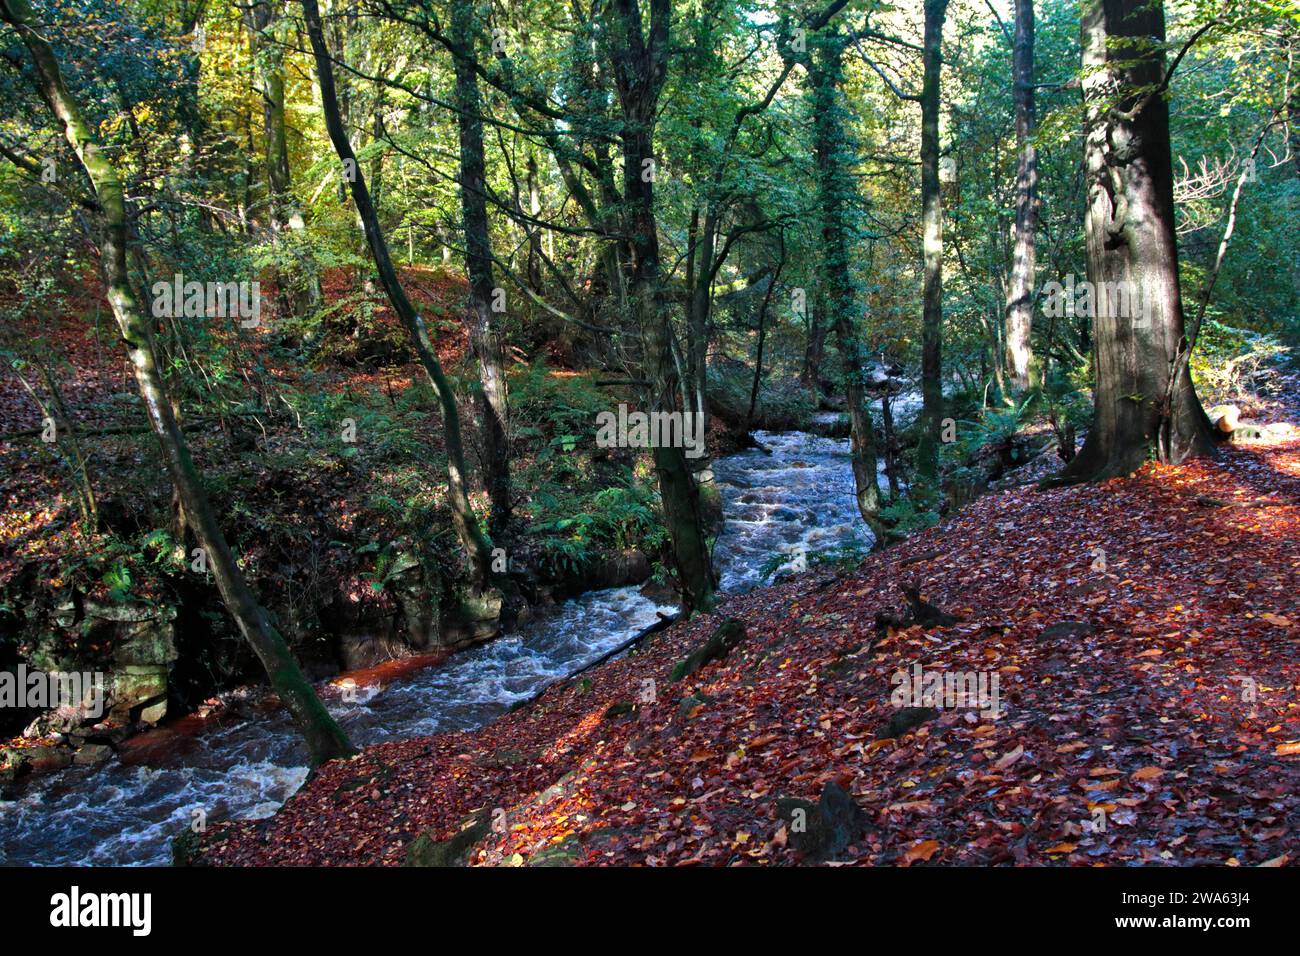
[0,417,898,866]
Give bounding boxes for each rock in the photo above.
[0,747,27,782]
[776,781,868,862]
[24,745,72,772]
[339,632,412,671]
[676,694,709,719]
[72,743,113,766]
[1039,620,1094,643]
[85,722,134,746]
[883,706,939,739]
[390,553,443,653]
[84,600,170,625]
[110,666,168,723]
[602,700,635,721]
[112,613,179,666]
[639,578,679,605]
[475,746,542,769]
[440,587,504,648]
[586,550,652,590]
[138,699,168,725]
[23,706,84,738]
[1209,405,1240,433]
[527,833,582,867]
[668,618,746,683]
[405,811,491,867]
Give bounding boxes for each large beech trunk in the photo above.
[1060,0,1216,482]
[809,35,883,535]
[1004,0,1037,389]
[302,0,494,584]
[451,0,511,536]
[0,0,355,766]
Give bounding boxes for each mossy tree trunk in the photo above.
[451,0,512,537]
[808,33,883,536]
[302,0,494,586]
[608,0,717,613]
[0,0,355,766]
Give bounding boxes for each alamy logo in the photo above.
[595,403,705,459]
[151,272,262,328]
[0,665,104,718]
[890,664,1001,719]
[1041,274,1151,328]
[50,886,151,936]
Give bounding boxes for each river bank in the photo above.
[196,419,1300,866]
[0,413,876,865]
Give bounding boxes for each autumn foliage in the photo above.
[199,420,1300,866]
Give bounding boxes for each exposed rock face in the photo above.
[15,600,177,742]
[587,550,653,590]
[100,602,179,727]
[440,587,505,650]
[539,548,654,601]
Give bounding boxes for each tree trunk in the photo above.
[526,152,544,288]
[686,207,718,434]
[1004,0,1037,389]
[746,236,785,431]
[609,0,717,613]
[916,0,949,480]
[302,0,494,585]
[247,0,322,315]
[1059,0,1216,482]
[0,0,355,766]
[800,286,828,392]
[451,0,512,537]
[809,35,883,536]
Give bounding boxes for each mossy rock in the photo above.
[677,693,710,719]
[602,700,635,720]
[883,706,939,739]
[668,618,746,683]
[775,781,868,862]
[405,811,491,867]
[171,829,204,867]
[527,833,582,867]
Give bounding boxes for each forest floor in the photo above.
[197,385,1300,867]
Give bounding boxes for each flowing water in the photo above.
[0,415,903,866]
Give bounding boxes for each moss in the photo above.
[405,811,491,867]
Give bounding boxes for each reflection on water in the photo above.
[1,422,880,866]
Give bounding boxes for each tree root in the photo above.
[874,582,962,637]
